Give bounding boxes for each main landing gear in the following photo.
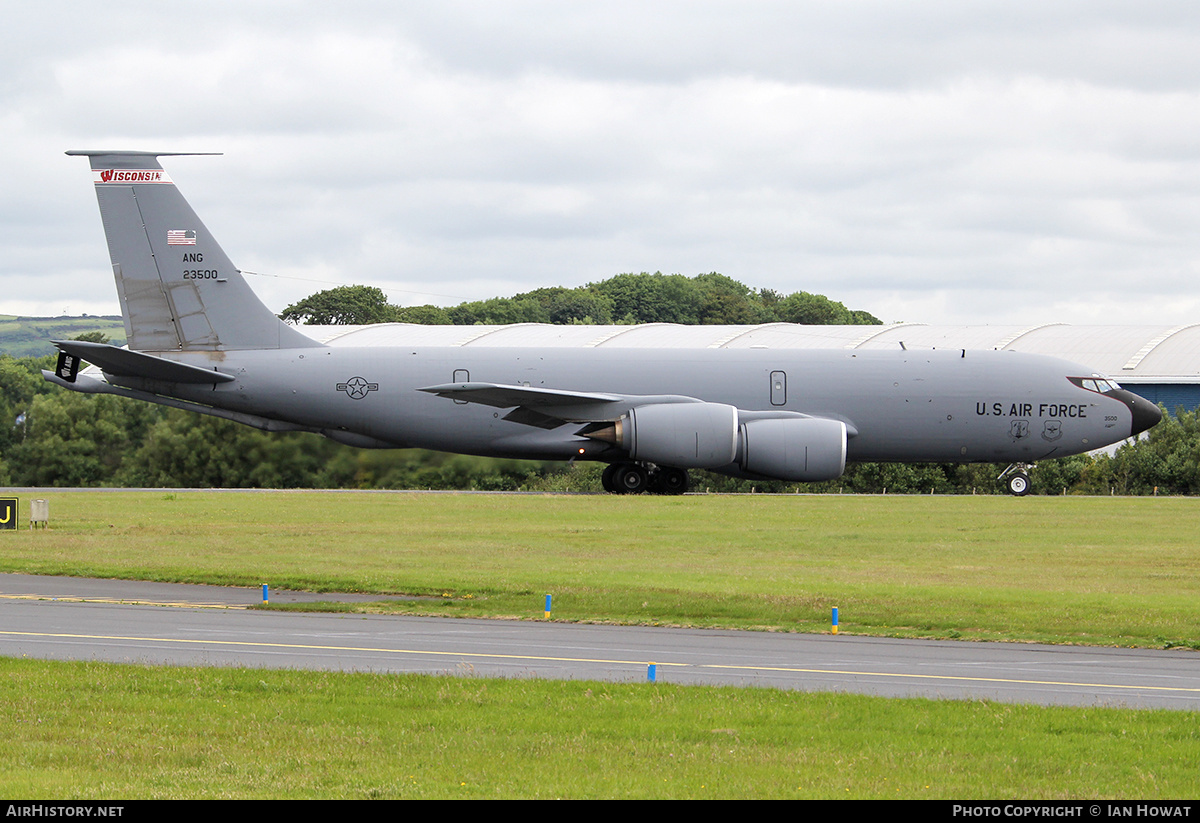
[998,463,1034,496]
[601,462,690,495]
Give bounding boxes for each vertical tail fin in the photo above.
[66,150,319,352]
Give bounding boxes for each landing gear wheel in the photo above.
[655,467,689,495]
[1006,472,1031,496]
[612,463,649,494]
[601,463,621,493]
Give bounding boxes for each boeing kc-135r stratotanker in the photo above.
[45,151,1162,495]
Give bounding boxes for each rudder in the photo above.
[67,150,319,352]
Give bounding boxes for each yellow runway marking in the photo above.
[1,629,1197,695]
[0,629,649,665]
[702,663,1200,694]
[0,593,245,609]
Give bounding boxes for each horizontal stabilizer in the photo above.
[52,340,235,384]
[65,150,222,158]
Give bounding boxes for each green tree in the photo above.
[280,285,399,325]
[1101,406,1200,495]
[117,412,339,488]
[776,291,868,325]
[447,296,550,325]
[693,272,768,324]
[278,273,882,329]
[1,353,60,471]
[393,305,452,325]
[6,392,162,486]
[850,309,882,325]
[517,287,614,325]
[588,272,705,324]
[71,331,111,344]
[1030,454,1093,495]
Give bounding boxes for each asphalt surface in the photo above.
[2,573,1199,710]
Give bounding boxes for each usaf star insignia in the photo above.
[336,376,379,400]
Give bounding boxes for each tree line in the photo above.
[2,271,1195,493]
[279,272,882,327]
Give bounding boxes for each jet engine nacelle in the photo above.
[613,402,739,468]
[738,417,847,481]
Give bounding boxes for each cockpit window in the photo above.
[1069,376,1121,393]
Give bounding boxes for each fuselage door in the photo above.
[770,370,787,406]
[453,369,469,404]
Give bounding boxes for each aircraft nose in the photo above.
[1131,397,1163,437]
[1110,389,1162,437]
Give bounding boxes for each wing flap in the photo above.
[501,407,571,429]
[418,382,621,408]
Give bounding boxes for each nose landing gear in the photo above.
[998,463,1034,496]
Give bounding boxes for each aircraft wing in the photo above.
[418,381,724,430]
[417,380,851,433]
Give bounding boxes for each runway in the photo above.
[2,573,1198,710]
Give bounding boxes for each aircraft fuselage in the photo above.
[114,344,1143,465]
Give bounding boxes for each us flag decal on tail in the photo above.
[167,229,197,245]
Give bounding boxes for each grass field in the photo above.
[3,490,1199,798]
[2,491,1199,647]
[3,657,1199,799]
[0,315,126,357]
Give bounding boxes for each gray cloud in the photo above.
[3,1,1200,326]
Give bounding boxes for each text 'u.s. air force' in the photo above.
[976,402,1088,418]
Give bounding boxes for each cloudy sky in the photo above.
[4,1,1200,326]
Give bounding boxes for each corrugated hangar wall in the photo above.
[1122,385,1200,414]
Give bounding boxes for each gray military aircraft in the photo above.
[46,151,1161,495]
